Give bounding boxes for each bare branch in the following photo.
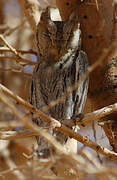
[0,129,37,140]
[0,35,36,66]
[0,144,25,180]
[0,47,37,56]
[0,165,27,177]
[0,68,32,77]
[0,35,22,58]
[79,103,117,125]
[0,84,117,161]
[63,103,117,127]
[0,121,22,130]
[3,20,26,37]
[17,0,41,32]
[0,55,35,66]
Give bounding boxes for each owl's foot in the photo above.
[72,113,85,127]
[36,148,51,158]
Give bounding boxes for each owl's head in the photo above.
[36,7,81,63]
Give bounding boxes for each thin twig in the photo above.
[0,34,22,58]
[0,164,26,177]
[0,55,35,65]
[0,147,25,180]
[0,35,36,65]
[0,47,37,56]
[78,103,117,126]
[0,121,22,130]
[0,129,37,140]
[3,20,26,37]
[0,67,32,77]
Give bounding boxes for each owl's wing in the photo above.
[73,50,89,116]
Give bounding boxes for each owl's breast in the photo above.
[37,61,75,120]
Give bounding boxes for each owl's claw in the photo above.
[72,113,85,127]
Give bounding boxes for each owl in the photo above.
[30,8,89,157]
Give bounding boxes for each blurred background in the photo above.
[0,0,115,179]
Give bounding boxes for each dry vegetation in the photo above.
[0,0,117,180]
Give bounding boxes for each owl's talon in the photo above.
[72,113,85,127]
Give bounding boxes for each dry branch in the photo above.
[3,20,26,37]
[79,103,117,125]
[0,68,32,77]
[0,121,22,130]
[0,84,117,161]
[0,47,37,56]
[0,35,35,65]
[0,146,25,180]
[0,165,26,177]
[0,130,37,140]
[0,35,23,58]
[0,55,35,66]
[17,0,41,32]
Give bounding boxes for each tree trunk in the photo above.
[56,0,117,152]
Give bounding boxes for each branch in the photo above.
[0,149,25,180]
[17,0,41,32]
[0,55,35,66]
[63,103,117,127]
[0,35,36,66]
[0,35,23,58]
[79,103,117,125]
[0,129,37,140]
[0,68,32,77]
[3,20,26,37]
[0,121,22,130]
[0,47,37,56]
[0,84,117,161]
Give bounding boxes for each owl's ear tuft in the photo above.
[40,7,51,23]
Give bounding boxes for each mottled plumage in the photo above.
[29,8,89,157]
